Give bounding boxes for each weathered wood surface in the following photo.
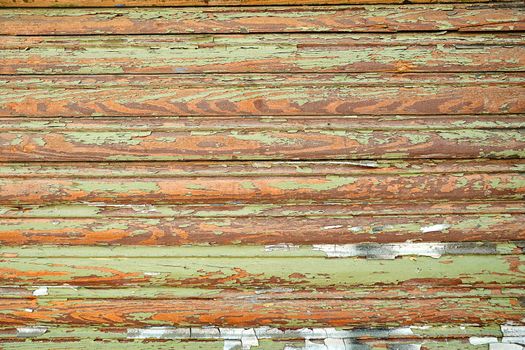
[1,117,524,160]
[1,214,523,245]
[1,0,524,348]
[0,325,522,350]
[3,34,525,74]
[0,0,519,7]
[2,4,524,35]
[1,172,523,204]
[1,297,524,327]
[2,74,524,117]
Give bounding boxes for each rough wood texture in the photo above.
[3,34,525,74]
[1,117,524,160]
[0,0,519,7]
[2,74,524,117]
[2,4,524,35]
[1,1,524,349]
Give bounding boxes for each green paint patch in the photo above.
[270,176,357,191]
[73,181,160,193]
[65,131,152,146]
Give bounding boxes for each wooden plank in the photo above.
[2,34,524,74]
[0,214,523,245]
[1,254,523,288]
[1,117,523,160]
[1,73,524,117]
[1,201,524,218]
[0,297,522,327]
[0,159,521,177]
[3,285,525,299]
[1,243,520,257]
[2,116,525,131]
[2,4,524,35]
[0,324,509,338]
[0,0,517,8]
[0,339,487,350]
[0,173,523,204]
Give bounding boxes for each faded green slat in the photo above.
[0,243,520,258]
[1,255,523,288]
[2,285,525,299]
[1,4,524,35]
[2,33,524,74]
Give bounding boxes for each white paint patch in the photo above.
[265,243,299,252]
[503,338,525,345]
[143,272,161,276]
[420,224,451,233]
[127,327,190,339]
[191,327,220,338]
[502,326,525,337]
[32,286,48,296]
[388,345,422,350]
[223,339,242,350]
[323,338,346,350]
[312,243,445,259]
[16,327,48,338]
[24,308,33,313]
[470,337,499,345]
[255,327,413,340]
[489,344,525,350]
[323,225,343,230]
[348,226,362,233]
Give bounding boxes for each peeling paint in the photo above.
[16,326,48,338]
[32,286,48,296]
[420,223,451,233]
[312,242,498,259]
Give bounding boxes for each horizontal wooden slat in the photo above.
[1,325,521,350]
[2,4,524,35]
[0,0,517,7]
[1,173,523,204]
[1,160,522,177]
[0,340,472,350]
[1,201,524,218]
[2,116,525,131]
[1,243,520,257]
[0,324,511,338]
[1,118,523,160]
[2,73,523,117]
[3,285,525,299]
[1,254,523,287]
[0,339,489,350]
[0,297,522,327]
[2,34,524,74]
[0,214,523,245]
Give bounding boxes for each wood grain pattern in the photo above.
[1,117,523,161]
[3,34,524,74]
[2,3,524,35]
[0,297,523,327]
[2,0,525,346]
[1,174,523,205]
[2,74,524,117]
[0,214,523,246]
[0,0,518,7]
[1,254,524,288]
